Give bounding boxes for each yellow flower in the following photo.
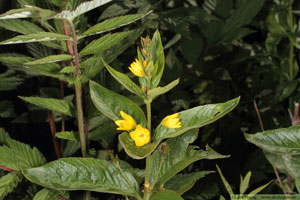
[128,59,145,77]
[162,113,182,129]
[129,125,150,146]
[141,86,146,92]
[115,111,136,131]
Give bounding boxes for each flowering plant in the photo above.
[0,1,240,199]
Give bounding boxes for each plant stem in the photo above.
[253,100,286,194]
[144,77,152,200]
[74,78,88,158]
[146,101,151,132]
[0,165,15,172]
[48,111,61,158]
[288,0,294,110]
[69,20,90,200]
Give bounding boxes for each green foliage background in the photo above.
[1,0,300,199]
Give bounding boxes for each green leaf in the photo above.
[147,79,179,101]
[19,96,76,117]
[56,131,79,142]
[240,171,251,194]
[25,54,73,65]
[82,11,151,37]
[81,28,144,79]
[119,133,160,159]
[50,0,112,21]
[164,171,213,195]
[0,70,23,91]
[33,189,69,200]
[88,121,117,143]
[219,195,226,200]
[244,125,300,154]
[150,30,165,88]
[0,32,71,45]
[0,7,55,20]
[49,0,67,7]
[0,128,9,144]
[216,164,234,195]
[22,158,140,197]
[0,100,15,118]
[0,172,23,200]
[296,179,300,194]
[224,0,265,34]
[148,130,228,188]
[89,81,146,127]
[249,180,273,195]
[80,30,136,56]
[103,59,144,98]
[0,19,44,34]
[262,151,300,179]
[63,141,80,157]
[59,66,76,74]
[154,97,240,141]
[0,131,46,170]
[150,190,184,200]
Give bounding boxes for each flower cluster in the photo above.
[115,111,150,146]
[115,111,182,147]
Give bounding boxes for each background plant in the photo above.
[2,0,300,199]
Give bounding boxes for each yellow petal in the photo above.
[129,125,151,146]
[115,111,136,131]
[128,59,145,77]
[162,113,182,129]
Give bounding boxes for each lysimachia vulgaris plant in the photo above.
[0,0,240,199]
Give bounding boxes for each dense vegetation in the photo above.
[0,0,300,199]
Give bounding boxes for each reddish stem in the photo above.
[0,165,15,172]
[48,111,61,158]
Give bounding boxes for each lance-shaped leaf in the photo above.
[25,54,73,65]
[55,131,79,142]
[19,96,76,117]
[103,59,144,98]
[164,171,213,195]
[22,158,140,197]
[244,125,300,154]
[0,7,55,20]
[147,130,228,188]
[33,189,69,200]
[0,19,44,34]
[80,30,136,56]
[147,78,179,101]
[119,133,161,159]
[50,0,112,21]
[150,30,165,88]
[154,97,240,141]
[82,11,152,37]
[89,81,146,127]
[81,28,144,79]
[0,32,71,45]
[0,172,23,199]
[150,190,184,200]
